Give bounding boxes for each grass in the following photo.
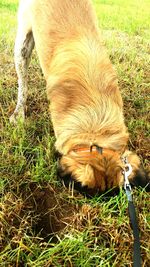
[0,0,150,266]
[95,0,150,38]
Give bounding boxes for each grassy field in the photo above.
[0,0,150,266]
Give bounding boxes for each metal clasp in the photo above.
[123,163,132,191]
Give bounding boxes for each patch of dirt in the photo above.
[1,181,150,266]
[26,184,78,240]
[1,181,100,245]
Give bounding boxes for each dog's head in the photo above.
[58,145,150,194]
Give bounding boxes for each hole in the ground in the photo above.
[25,184,77,241]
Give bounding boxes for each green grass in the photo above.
[0,0,150,266]
[95,0,150,38]
[0,0,18,52]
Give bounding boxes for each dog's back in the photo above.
[20,0,99,78]
[15,0,124,152]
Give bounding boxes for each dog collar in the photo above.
[70,144,119,158]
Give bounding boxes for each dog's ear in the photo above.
[57,159,98,197]
[123,151,150,191]
[58,156,96,188]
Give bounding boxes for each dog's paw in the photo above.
[9,109,25,125]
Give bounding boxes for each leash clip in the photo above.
[123,163,132,191]
[122,157,133,201]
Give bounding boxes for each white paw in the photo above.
[9,109,25,124]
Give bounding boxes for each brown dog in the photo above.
[10,0,149,195]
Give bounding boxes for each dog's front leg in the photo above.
[10,27,34,124]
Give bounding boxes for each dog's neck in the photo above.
[69,144,121,158]
[68,144,126,162]
[55,129,128,156]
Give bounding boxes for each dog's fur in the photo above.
[10,0,150,194]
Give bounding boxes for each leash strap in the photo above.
[128,199,141,267]
[123,161,142,267]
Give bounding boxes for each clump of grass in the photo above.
[0,0,150,266]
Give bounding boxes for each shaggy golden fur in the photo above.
[11,0,149,194]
